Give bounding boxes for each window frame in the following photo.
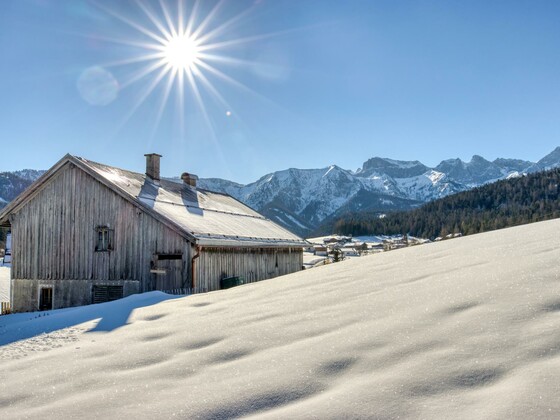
[95,226,114,252]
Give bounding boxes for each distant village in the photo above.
[301,233,463,269]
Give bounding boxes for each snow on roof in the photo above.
[77,157,305,247]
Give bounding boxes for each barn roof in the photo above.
[0,154,305,248]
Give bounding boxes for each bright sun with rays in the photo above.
[91,0,277,140]
[162,33,201,72]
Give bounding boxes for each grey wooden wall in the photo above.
[9,161,303,311]
[195,246,302,291]
[10,162,191,293]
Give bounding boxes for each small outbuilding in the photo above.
[0,154,305,312]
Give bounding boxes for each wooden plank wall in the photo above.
[196,246,303,291]
[10,163,191,292]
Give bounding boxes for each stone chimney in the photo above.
[181,172,198,187]
[144,153,162,181]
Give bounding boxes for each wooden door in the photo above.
[154,254,183,291]
[39,287,53,311]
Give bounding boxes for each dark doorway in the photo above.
[39,287,53,311]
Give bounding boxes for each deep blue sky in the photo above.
[1,0,559,183]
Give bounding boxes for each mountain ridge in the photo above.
[198,148,559,235]
[2,149,560,236]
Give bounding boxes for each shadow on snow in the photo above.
[0,291,183,347]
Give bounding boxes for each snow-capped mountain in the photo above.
[199,148,560,236]
[527,146,560,173]
[0,170,45,209]
[3,148,560,236]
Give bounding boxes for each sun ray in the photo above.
[101,52,165,69]
[119,59,168,90]
[110,64,171,139]
[198,29,301,53]
[185,0,201,38]
[93,0,168,45]
[93,0,288,145]
[185,66,229,172]
[135,0,172,41]
[196,60,268,100]
[177,66,186,138]
[186,67,212,128]
[197,52,259,67]
[177,0,185,37]
[191,64,234,112]
[159,0,178,38]
[195,5,255,45]
[67,31,162,51]
[190,0,225,41]
[149,66,177,143]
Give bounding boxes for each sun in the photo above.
[91,0,280,140]
[162,33,200,72]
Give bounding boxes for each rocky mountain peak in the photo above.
[528,147,560,172]
[3,148,560,237]
[357,157,428,179]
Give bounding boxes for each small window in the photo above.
[95,226,114,252]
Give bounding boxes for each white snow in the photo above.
[506,171,523,179]
[283,213,308,230]
[0,266,9,304]
[427,169,445,183]
[322,165,335,177]
[302,252,328,268]
[2,219,560,418]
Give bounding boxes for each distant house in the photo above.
[369,243,384,253]
[0,154,305,312]
[314,245,328,256]
[341,246,359,257]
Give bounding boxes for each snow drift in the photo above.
[1,219,560,418]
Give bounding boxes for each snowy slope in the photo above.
[2,219,560,418]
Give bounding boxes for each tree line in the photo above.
[326,168,560,239]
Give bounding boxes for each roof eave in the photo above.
[0,154,197,243]
[0,153,74,227]
[195,236,306,248]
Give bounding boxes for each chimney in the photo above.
[144,153,162,181]
[181,172,198,187]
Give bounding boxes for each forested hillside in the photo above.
[324,168,560,239]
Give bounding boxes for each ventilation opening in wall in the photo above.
[92,285,124,304]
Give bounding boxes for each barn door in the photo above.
[154,254,183,291]
[39,287,53,311]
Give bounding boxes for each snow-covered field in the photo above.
[2,219,560,418]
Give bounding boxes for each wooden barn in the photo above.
[0,154,305,312]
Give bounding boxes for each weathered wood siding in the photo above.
[195,247,303,291]
[10,162,191,294]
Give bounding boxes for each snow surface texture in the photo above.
[0,266,9,303]
[2,219,560,418]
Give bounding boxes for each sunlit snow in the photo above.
[1,219,560,418]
